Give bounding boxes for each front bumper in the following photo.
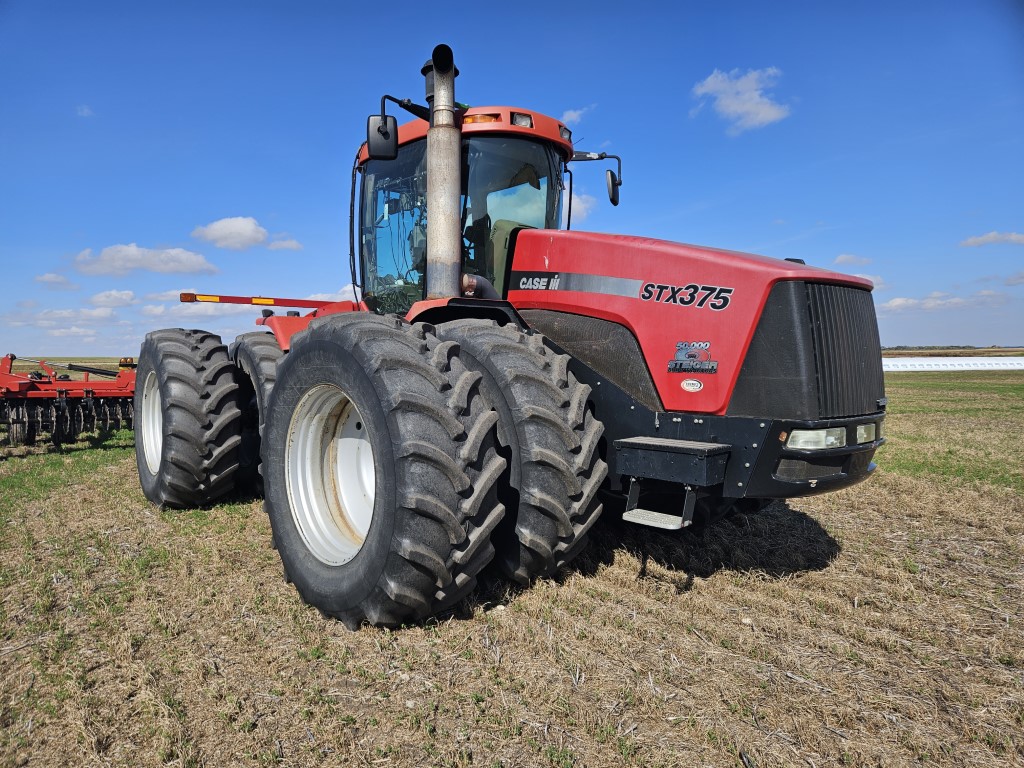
[611,412,886,500]
[742,414,885,497]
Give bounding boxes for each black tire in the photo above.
[230,332,283,497]
[134,329,243,508]
[263,313,506,629]
[434,319,608,584]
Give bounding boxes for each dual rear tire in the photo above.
[135,329,242,508]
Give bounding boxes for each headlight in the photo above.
[786,427,847,450]
[856,423,877,444]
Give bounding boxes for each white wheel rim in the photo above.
[140,371,163,474]
[286,384,376,566]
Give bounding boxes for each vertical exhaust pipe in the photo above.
[422,44,461,300]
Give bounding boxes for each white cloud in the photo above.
[854,274,887,291]
[165,302,260,318]
[835,253,871,266]
[562,192,598,227]
[692,67,790,135]
[35,307,115,323]
[34,272,79,291]
[960,231,1024,247]
[90,289,136,307]
[560,104,596,126]
[141,305,167,317]
[268,238,303,251]
[144,288,197,301]
[74,244,217,275]
[48,326,96,338]
[879,290,1007,313]
[306,285,362,303]
[192,216,268,250]
[76,105,95,118]
[17,299,38,309]
[1006,271,1024,286]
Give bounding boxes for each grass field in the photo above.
[1,372,1022,767]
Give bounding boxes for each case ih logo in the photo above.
[668,341,718,374]
[517,273,561,290]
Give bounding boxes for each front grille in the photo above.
[728,281,885,420]
[806,284,885,418]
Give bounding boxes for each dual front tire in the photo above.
[134,316,607,627]
[263,314,507,628]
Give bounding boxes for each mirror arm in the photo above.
[570,151,623,186]
[380,94,431,123]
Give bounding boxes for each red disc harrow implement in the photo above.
[0,354,137,448]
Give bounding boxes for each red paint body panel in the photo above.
[256,301,366,351]
[506,230,872,415]
[405,297,456,324]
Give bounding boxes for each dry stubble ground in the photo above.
[1,372,1022,767]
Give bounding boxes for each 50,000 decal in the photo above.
[640,283,733,310]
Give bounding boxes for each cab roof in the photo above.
[357,106,574,164]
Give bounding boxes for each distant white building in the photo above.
[883,357,1024,372]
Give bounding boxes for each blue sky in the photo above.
[1,1,1022,356]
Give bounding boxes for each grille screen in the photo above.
[806,283,885,418]
[729,281,885,419]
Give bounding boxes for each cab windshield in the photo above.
[359,135,563,313]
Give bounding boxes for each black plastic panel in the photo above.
[519,309,663,411]
[727,281,819,419]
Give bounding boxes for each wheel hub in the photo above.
[286,384,375,566]
[140,371,163,474]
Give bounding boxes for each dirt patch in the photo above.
[2,377,1023,767]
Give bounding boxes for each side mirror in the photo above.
[606,169,621,206]
[366,115,398,160]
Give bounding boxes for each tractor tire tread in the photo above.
[434,319,608,585]
[229,332,283,497]
[135,328,243,508]
[266,313,504,628]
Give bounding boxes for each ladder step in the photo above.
[622,507,686,531]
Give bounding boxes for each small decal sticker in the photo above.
[668,341,719,374]
[681,379,704,392]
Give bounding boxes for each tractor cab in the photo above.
[357,107,578,314]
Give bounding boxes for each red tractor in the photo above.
[134,46,885,629]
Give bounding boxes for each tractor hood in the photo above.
[506,229,878,415]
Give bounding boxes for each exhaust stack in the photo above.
[422,44,461,300]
